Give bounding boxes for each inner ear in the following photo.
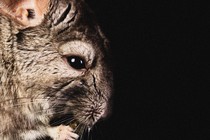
[26,9,36,19]
[0,0,49,27]
[14,0,49,27]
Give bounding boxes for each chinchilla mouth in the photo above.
[69,120,79,130]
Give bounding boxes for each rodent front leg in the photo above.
[47,125,79,140]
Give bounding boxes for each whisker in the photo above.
[79,127,83,140]
[0,98,51,109]
[75,122,82,133]
[87,127,91,140]
[49,114,74,126]
[0,101,48,110]
[0,97,50,102]
[95,124,103,140]
[78,125,86,140]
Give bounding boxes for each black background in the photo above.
[85,0,210,140]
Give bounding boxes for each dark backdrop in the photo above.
[85,0,209,139]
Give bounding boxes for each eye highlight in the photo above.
[66,56,86,70]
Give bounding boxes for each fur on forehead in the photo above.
[43,0,110,50]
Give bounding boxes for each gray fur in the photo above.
[0,0,113,139]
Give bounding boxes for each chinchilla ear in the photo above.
[46,0,79,31]
[0,0,49,27]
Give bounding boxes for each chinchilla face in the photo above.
[0,0,112,133]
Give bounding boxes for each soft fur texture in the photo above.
[0,0,113,139]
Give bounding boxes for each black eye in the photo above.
[66,56,86,69]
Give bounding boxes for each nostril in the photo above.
[80,79,86,85]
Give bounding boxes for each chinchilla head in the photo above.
[0,0,113,132]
